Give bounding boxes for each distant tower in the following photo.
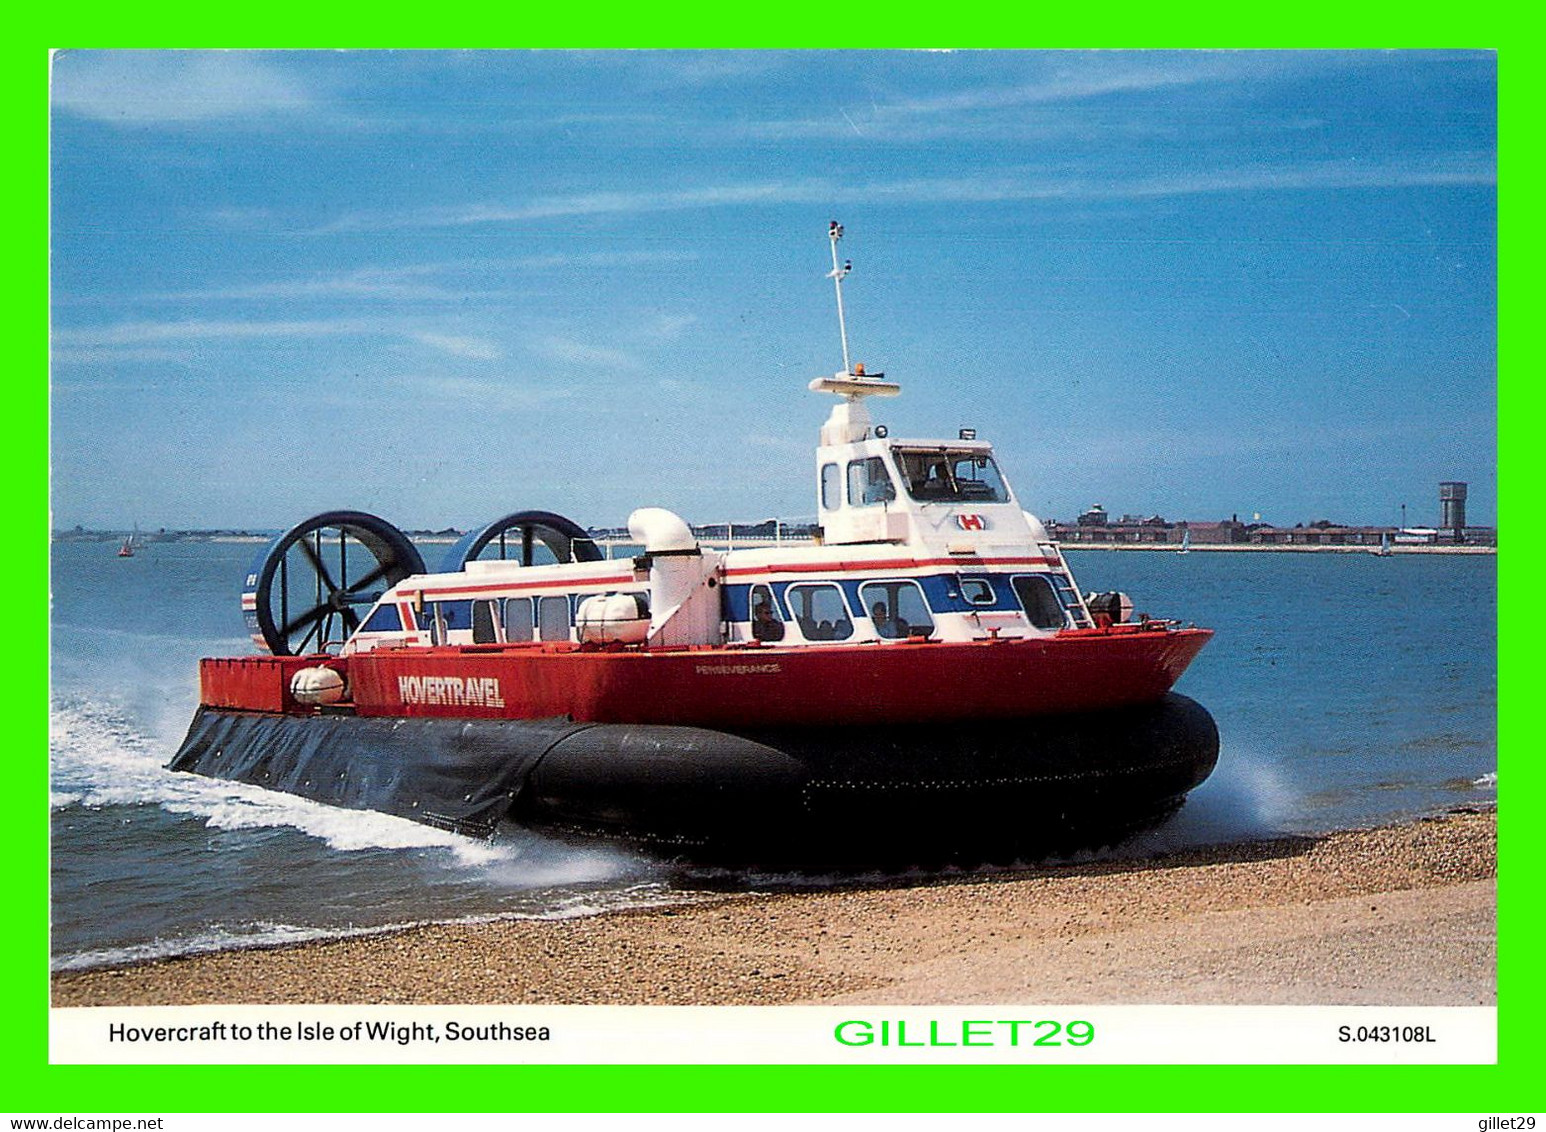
[1439,482,1468,539]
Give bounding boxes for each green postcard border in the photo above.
[14,9,1530,1114]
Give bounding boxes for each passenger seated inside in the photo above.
[871,601,907,639]
[913,459,952,500]
[751,596,785,642]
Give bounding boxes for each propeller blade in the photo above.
[343,560,395,595]
[295,617,322,653]
[296,535,340,594]
[280,602,330,638]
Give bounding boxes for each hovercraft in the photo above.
[170,223,1219,863]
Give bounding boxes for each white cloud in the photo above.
[52,316,375,348]
[50,346,191,366]
[51,299,689,376]
[628,51,790,90]
[206,206,280,229]
[324,153,1494,234]
[389,374,570,412]
[51,312,519,369]
[147,265,462,304]
[506,249,698,272]
[51,51,314,125]
[883,57,1244,117]
[639,313,697,342]
[607,54,1370,146]
[51,315,504,361]
[321,182,809,232]
[527,335,639,370]
[136,251,697,306]
[1107,154,1497,199]
[409,331,503,360]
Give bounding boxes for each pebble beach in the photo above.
[52,809,1496,1009]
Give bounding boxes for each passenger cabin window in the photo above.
[959,577,996,606]
[537,595,571,642]
[749,583,785,642]
[438,601,474,631]
[785,582,853,641]
[471,600,498,644]
[1012,574,1068,631]
[503,597,534,642]
[421,600,472,645]
[846,457,896,507]
[895,449,1010,503]
[362,603,403,633]
[859,580,934,639]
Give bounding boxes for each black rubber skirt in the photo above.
[169,694,1219,864]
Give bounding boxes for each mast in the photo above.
[809,222,899,402]
[827,220,853,376]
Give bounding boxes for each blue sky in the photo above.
[49,50,1496,531]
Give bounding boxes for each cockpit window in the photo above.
[820,462,841,511]
[895,449,1009,503]
[846,456,896,507]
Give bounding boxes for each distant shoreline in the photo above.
[55,533,1497,555]
[51,534,462,546]
[1062,543,1497,556]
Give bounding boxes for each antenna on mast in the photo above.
[827,220,853,375]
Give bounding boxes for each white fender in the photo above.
[575,593,650,645]
[290,666,346,706]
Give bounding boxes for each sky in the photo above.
[49,50,1496,531]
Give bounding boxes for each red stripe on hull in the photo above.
[406,556,1058,600]
[409,574,636,600]
[719,554,1058,577]
[334,628,1212,727]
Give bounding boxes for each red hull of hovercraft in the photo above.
[198,624,1212,728]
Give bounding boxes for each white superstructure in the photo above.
[341,223,1101,657]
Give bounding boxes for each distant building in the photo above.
[692,519,781,539]
[1246,523,1393,547]
[1440,482,1468,541]
[1188,519,1249,545]
[1046,505,1496,549]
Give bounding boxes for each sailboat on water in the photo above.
[118,526,140,558]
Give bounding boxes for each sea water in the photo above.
[48,539,1496,970]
